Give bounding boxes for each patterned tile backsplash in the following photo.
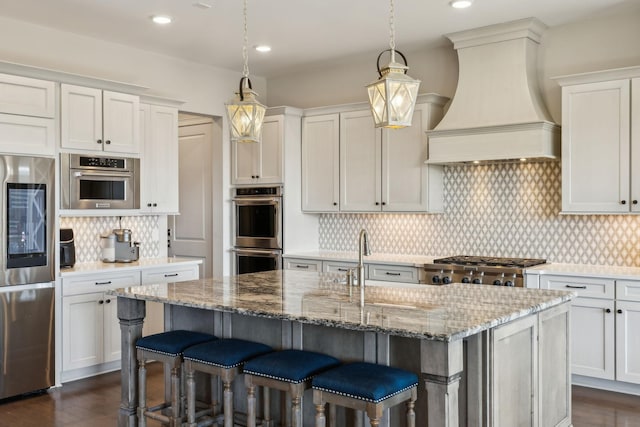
[319,161,640,267]
[60,216,163,263]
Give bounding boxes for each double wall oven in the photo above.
[232,186,283,274]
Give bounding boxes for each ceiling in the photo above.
[0,0,632,78]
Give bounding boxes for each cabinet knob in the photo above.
[617,309,623,314]
[333,202,337,206]
[147,203,152,207]
[98,300,104,304]
[153,203,157,207]
[381,202,386,206]
[621,200,627,205]
[606,308,611,313]
[375,202,380,206]
[633,200,638,205]
[105,140,111,145]
[105,299,111,304]
[97,139,103,144]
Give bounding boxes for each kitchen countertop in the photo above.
[525,262,640,280]
[59,257,202,277]
[283,250,445,267]
[110,269,574,342]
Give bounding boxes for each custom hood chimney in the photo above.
[426,18,560,164]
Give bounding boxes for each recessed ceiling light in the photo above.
[151,15,172,25]
[450,0,473,9]
[254,45,272,53]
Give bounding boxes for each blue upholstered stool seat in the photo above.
[184,339,273,427]
[312,362,419,427]
[312,362,418,403]
[183,338,272,368]
[244,349,340,383]
[243,350,341,427]
[136,329,217,356]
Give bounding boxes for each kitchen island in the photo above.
[113,270,575,427]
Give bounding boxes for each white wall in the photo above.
[0,15,267,276]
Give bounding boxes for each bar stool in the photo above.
[312,362,418,427]
[183,338,272,427]
[136,330,217,427]
[243,350,341,427]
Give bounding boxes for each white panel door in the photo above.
[615,300,640,384]
[61,84,103,151]
[561,79,630,212]
[103,90,140,154]
[571,297,615,379]
[147,105,179,212]
[631,78,640,212]
[232,138,259,184]
[62,293,104,371]
[102,295,121,364]
[0,73,55,117]
[257,116,283,184]
[302,114,340,212]
[340,110,381,212]
[0,113,55,156]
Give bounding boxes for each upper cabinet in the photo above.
[0,73,56,156]
[61,84,140,155]
[232,115,283,185]
[139,102,179,214]
[556,67,640,213]
[302,95,448,213]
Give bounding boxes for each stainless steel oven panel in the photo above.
[61,153,140,209]
[233,248,282,275]
[233,196,282,250]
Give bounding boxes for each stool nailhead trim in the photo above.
[242,369,310,385]
[313,382,418,404]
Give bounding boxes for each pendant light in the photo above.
[225,0,266,143]
[366,0,421,129]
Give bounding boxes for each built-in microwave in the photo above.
[60,153,140,209]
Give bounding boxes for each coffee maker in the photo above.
[100,228,139,263]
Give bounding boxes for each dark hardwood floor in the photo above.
[0,364,639,426]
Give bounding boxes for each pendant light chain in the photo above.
[389,0,396,52]
[242,0,249,79]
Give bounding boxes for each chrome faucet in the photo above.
[357,228,371,307]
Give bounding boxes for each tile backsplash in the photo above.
[319,162,640,266]
[59,216,163,263]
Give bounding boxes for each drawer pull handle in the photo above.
[337,268,349,272]
[565,285,587,289]
[296,265,309,269]
[164,273,179,277]
[385,272,401,276]
[95,281,112,286]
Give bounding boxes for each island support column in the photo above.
[421,339,464,427]
[117,297,146,427]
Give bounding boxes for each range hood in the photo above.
[426,18,560,164]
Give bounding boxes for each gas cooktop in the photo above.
[432,256,547,269]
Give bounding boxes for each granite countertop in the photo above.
[283,251,445,267]
[111,270,575,342]
[60,257,202,277]
[525,263,640,280]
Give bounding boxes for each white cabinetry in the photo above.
[232,115,283,185]
[540,274,640,386]
[61,84,140,154]
[556,67,640,213]
[61,270,140,379]
[302,95,447,213]
[283,258,322,272]
[0,73,55,156]
[139,102,179,213]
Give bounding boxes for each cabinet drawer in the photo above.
[540,275,614,299]
[0,73,55,117]
[141,264,199,285]
[284,258,322,272]
[367,264,419,284]
[616,280,640,302]
[62,271,141,296]
[323,261,358,274]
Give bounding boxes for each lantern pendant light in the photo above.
[366,0,421,129]
[225,0,266,143]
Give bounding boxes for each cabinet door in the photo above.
[141,104,179,213]
[61,84,103,151]
[561,80,630,213]
[632,78,640,212]
[302,114,340,212]
[257,116,283,184]
[62,293,104,370]
[382,103,442,212]
[0,73,55,118]
[571,297,615,379]
[232,138,260,185]
[102,295,121,363]
[340,110,381,212]
[0,113,55,156]
[615,300,640,384]
[103,90,140,154]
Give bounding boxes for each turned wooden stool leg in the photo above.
[369,419,380,427]
[328,403,336,426]
[292,396,302,427]
[138,358,147,427]
[223,381,233,427]
[186,368,196,427]
[247,384,256,427]
[315,403,326,427]
[406,392,416,427]
[263,386,272,427]
[170,366,181,427]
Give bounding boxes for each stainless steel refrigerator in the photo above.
[0,155,55,399]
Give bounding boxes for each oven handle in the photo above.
[232,248,282,256]
[232,197,280,204]
[73,171,131,178]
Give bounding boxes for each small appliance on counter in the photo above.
[100,228,139,263]
[59,228,76,268]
